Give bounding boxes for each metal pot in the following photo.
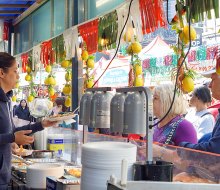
[32,150,55,158]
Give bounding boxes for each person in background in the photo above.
[153,67,220,158]
[185,86,215,141]
[53,96,72,128]
[178,68,220,153]
[14,99,30,121]
[0,52,58,189]
[53,96,69,114]
[153,83,197,146]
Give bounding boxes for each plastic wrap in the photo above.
[59,129,220,184]
[133,139,220,184]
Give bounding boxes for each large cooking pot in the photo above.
[26,163,63,189]
[32,150,55,158]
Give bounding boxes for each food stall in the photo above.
[6,0,220,189]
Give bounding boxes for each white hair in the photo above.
[154,83,188,117]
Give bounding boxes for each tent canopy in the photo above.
[140,36,173,58]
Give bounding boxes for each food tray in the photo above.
[45,113,76,122]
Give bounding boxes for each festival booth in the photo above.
[10,0,220,189]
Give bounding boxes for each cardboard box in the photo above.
[46,177,57,190]
[46,176,80,190]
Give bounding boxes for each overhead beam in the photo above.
[0,10,23,14]
[0,4,31,8]
[14,0,48,25]
[0,16,17,20]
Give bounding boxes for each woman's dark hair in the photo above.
[55,96,69,112]
[0,52,16,72]
[194,86,212,103]
[19,99,28,109]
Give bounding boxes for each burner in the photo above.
[12,169,26,184]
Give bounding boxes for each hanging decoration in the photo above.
[170,0,196,94]
[52,34,66,63]
[15,55,22,74]
[116,1,142,46]
[12,79,20,102]
[187,0,219,23]
[129,0,144,42]
[71,27,80,58]
[142,45,219,77]
[22,50,36,102]
[98,10,118,51]
[78,19,99,54]
[126,36,143,87]
[139,0,167,34]
[61,58,72,108]
[44,55,57,100]
[32,44,42,77]
[3,21,9,41]
[21,53,29,73]
[40,40,55,68]
[63,27,74,60]
[81,42,95,89]
[12,82,20,102]
[116,3,129,46]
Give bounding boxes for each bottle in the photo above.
[76,141,82,165]
[57,149,63,159]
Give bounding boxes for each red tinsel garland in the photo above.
[78,19,99,54]
[3,22,9,41]
[21,53,29,73]
[139,0,166,34]
[40,40,55,68]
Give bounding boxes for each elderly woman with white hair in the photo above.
[153,83,197,146]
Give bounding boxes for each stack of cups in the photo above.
[81,142,137,190]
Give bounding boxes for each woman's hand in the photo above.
[11,142,19,154]
[14,130,34,145]
[153,144,164,158]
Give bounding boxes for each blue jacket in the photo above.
[0,88,44,185]
[14,105,30,121]
[180,109,220,154]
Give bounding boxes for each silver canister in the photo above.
[79,91,94,125]
[124,91,146,134]
[110,92,126,133]
[90,91,113,128]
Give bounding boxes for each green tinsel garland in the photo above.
[98,10,118,51]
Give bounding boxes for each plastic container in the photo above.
[146,161,173,182]
[47,134,64,153]
[134,161,173,182]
